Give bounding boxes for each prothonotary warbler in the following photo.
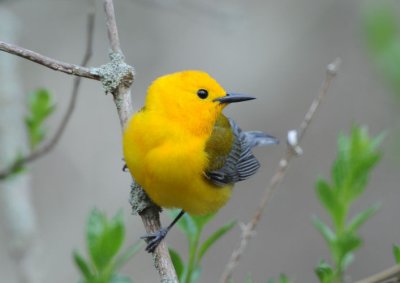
[123,70,278,252]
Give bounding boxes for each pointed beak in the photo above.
[213,93,256,104]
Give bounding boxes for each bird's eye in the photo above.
[197,89,208,99]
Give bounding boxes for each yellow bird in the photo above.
[123,70,278,252]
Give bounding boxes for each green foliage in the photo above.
[2,89,54,180]
[168,210,236,283]
[4,152,27,180]
[25,89,55,150]
[87,210,125,270]
[315,261,334,283]
[74,209,142,283]
[362,1,400,94]
[313,126,382,283]
[393,245,400,264]
[267,274,293,283]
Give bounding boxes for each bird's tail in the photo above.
[243,131,279,148]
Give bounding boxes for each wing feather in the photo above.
[205,118,278,186]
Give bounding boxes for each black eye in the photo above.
[197,89,208,99]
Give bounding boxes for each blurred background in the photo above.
[0,0,399,282]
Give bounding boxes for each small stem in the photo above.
[335,211,348,283]
[185,232,200,283]
[219,58,341,283]
[355,265,400,283]
[0,41,100,80]
[103,0,122,54]
[0,6,96,180]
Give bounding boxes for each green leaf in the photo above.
[198,220,236,260]
[278,274,292,283]
[73,250,93,279]
[114,241,143,269]
[108,211,125,251]
[332,133,348,188]
[314,126,382,282]
[347,203,380,232]
[190,266,202,283]
[87,209,125,270]
[393,245,400,264]
[337,232,362,258]
[267,274,292,283]
[25,89,55,149]
[3,152,27,180]
[28,89,54,121]
[315,179,338,217]
[312,216,336,244]
[315,260,334,283]
[347,157,381,202]
[169,248,185,281]
[341,253,354,270]
[192,213,215,231]
[363,1,397,53]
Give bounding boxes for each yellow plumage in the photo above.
[123,71,232,214]
[123,70,277,216]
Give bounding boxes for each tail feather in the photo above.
[243,131,279,148]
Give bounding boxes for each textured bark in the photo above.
[103,1,177,281]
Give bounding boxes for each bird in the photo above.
[123,70,278,252]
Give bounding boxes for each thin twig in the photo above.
[103,0,122,54]
[0,41,100,80]
[0,4,96,180]
[102,0,177,282]
[219,58,341,283]
[355,265,400,283]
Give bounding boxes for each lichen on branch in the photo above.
[98,52,134,94]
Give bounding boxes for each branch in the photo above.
[355,265,400,283]
[0,3,96,180]
[0,1,175,281]
[219,58,341,283]
[104,0,122,54]
[0,41,100,80]
[102,0,177,282]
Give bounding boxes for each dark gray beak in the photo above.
[214,93,256,104]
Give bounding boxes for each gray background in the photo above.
[0,0,399,282]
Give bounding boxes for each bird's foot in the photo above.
[122,163,128,172]
[141,227,169,253]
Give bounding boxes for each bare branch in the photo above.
[140,206,178,280]
[0,4,96,180]
[102,0,177,281]
[0,41,100,80]
[219,58,341,283]
[103,0,122,54]
[355,265,400,283]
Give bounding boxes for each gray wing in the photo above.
[205,119,278,186]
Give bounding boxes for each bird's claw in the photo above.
[141,228,168,253]
[122,163,128,172]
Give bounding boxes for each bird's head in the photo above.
[145,70,255,135]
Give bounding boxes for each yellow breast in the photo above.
[123,109,232,215]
